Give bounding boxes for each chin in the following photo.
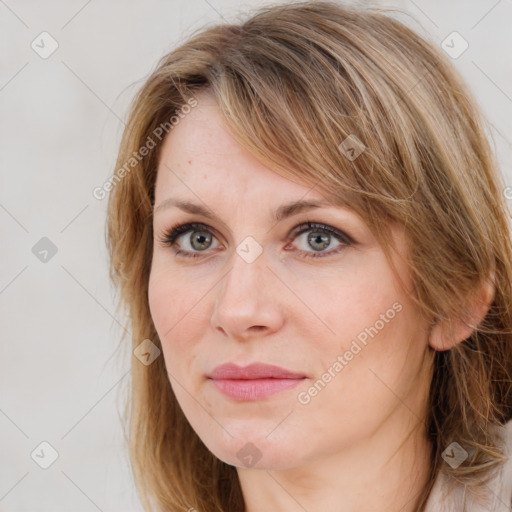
[199,428,303,470]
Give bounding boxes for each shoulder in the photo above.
[499,418,512,506]
[424,418,512,512]
[489,419,512,509]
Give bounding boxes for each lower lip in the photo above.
[210,378,305,401]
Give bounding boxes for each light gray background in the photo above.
[1,0,511,511]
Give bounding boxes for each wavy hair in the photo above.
[106,1,512,510]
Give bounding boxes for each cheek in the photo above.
[147,270,207,375]
[311,262,403,348]
[303,259,423,394]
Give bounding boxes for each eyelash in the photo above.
[157,221,355,259]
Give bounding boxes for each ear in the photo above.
[429,269,496,351]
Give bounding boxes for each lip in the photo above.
[207,363,307,401]
[209,362,306,380]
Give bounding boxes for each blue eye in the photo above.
[157,221,354,259]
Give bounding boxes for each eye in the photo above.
[286,221,354,258]
[157,221,354,259]
[157,222,221,258]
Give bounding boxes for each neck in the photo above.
[237,412,433,512]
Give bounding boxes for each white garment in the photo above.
[424,418,512,511]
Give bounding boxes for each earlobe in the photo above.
[429,273,495,352]
[429,317,476,352]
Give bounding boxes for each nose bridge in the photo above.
[211,243,283,338]
[217,243,266,309]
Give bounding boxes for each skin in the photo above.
[148,90,442,512]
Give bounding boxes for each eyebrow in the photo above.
[153,198,338,223]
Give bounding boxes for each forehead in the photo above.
[161,91,236,158]
[155,92,327,202]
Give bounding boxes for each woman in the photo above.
[106,1,512,510]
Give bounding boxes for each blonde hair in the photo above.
[106,1,512,510]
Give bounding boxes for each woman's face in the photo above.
[148,91,433,471]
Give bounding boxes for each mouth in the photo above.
[207,362,307,401]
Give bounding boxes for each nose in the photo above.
[210,248,285,342]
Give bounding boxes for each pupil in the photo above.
[192,231,211,250]
[309,232,329,251]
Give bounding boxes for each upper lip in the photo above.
[208,362,307,380]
